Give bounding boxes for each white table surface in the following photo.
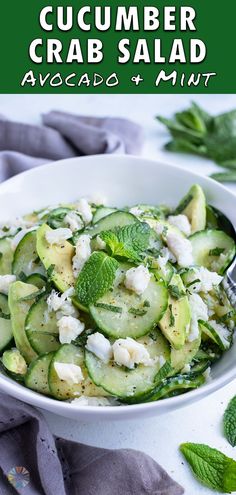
[1,93,236,494]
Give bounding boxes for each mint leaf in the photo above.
[180,442,236,492]
[224,396,236,447]
[209,247,225,256]
[168,284,185,300]
[76,252,119,305]
[100,222,151,261]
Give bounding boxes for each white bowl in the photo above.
[0,154,235,421]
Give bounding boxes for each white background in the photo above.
[1,94,236,494]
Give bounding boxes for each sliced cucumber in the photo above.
[25,296,59,354]
[37,224,75,292]
[87,211,138,238]
[206,205,219,229]
[132,204,169,219]
[190,229,235,274]
[85,330,170,399]
[46,207,72,229]
[25,273,47,289]
[90,267,168,339]
[171,332,201,372]
[0,293,13,352]
[174,184,206,233]
[25,352,54,395]
[8,282,38,363]
[199,320,231,351]
[49,344,106,400]
[12,230,45,278]
[0,237,14,275]
[92,207,117,224]
[159,274,191,350]
[132,374,205,403]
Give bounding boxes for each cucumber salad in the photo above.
[0,185,235,407]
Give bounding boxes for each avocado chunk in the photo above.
[175,184,206,233]
[36,223,75,292]
[159,274,191,350]
[2,348,27,375]
[171,332,201,372]
[8,281,38,363]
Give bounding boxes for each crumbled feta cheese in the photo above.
[124,265,150,295]
[185,267,223,294]
[0,216,35,239]
[113,337,153,369]
[47,288,78,318]
[57,316,85,344]
[155,222,165,235]
[203,367,211,382]
[11,227,37,251]
[158,355,166,368]
[229,319,235,330]
[157,247,171,276]
[76,198,93,224]
[47,290,63,312]
[188,293,208,342]
[54,362,84,384]
[89,193,107,206]
[93,235,106,251]
[71,396,111,406]
[181,364,191,373]
[166,231,193,267]
[64,211,84,233]
[72,234,91,277]
[0,274,16,295]
[208,320,231,349]
[45,227,72,245]
[129,207,143,217]
[86,332,113,363]
[168,214,191,236]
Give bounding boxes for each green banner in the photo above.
[1,0,235,93]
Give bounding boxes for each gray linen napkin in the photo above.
[0,111,144,182]
[0,394,184,495]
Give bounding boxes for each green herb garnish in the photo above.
[94,302,122,314]
[209,247,225,256]
[76,252,118,306]
[18,271,27,282]
[224,396,236,447]
[169,304,175,327]
[157,102,236,183]
[47,264,55,280]
[168,284,185,299]
[128,307,147,316]
[186,278,201,288]
[0,309,10,320]
[180,442,236,492]
[100,222,151,262]
[143,300,150,307]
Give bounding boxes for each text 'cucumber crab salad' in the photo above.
[0,185,235,407]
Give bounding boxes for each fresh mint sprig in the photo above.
[180,442,236,493]
[100,222,151,261]
[76,251,119,306]
[224,396,236,447]
[157,103,236,183]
